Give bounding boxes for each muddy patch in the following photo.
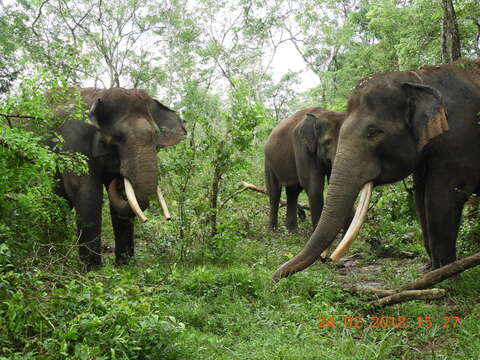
[334,252,424,290]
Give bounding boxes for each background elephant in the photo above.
[54,88,186,269]
[274,59,480,280]
[264,107,346,232]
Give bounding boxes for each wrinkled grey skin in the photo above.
[274,60,480,280]
[54,88,186,269]
[264,107,346,232]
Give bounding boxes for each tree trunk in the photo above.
[475,20,480,58]
[440,0,461,63]
[209,165,222,237]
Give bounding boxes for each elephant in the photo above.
[264,107,346,232]
[273,59,480,280]
[53,87,186,269]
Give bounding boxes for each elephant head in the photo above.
[85,88,186,221]
[296,110,345,170]
[273,73,449,280]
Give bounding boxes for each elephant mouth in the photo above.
[107,177,171,222]
[107,177,149,222]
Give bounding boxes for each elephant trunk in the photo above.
[272,142,379,280]
[329,182,373,261]
[107,145,159,221]
[107,178,150,221]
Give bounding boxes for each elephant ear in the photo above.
[151,100,186,148]
[89,98,104,129]
[89,99,115,158]
[88,96,122,131]
[297,113,319,153]
[402,82,449,152]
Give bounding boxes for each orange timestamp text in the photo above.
[316,315,460,329]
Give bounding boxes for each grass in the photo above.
[1,178,479,359]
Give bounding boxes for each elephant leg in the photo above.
[413,172,431,265]
[425,182,467,268]
[304,174,325,230]
[307,191,323,230]
[265,163,281,230]
[110,204,135,265]
[74,180,103,270]
[306,190,323,230]
[285,184,302,233]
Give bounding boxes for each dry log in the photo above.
[346,252,480,307]
[239,181,310,211]
[371,289,446,307]
[400,252,480,291]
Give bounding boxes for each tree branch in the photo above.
[346,252,480,307]
[219,181,310,211]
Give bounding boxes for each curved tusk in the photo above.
[156,186,171,220]
[124,178,148,223]
[329,182,373,262]
[320,245,331,259]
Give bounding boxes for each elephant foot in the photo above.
[81,261,102,272]
[115,254,135,267]
[286,224,298,234]
[268,223,278,232]
[79,254,102,272]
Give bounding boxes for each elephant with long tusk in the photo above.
[52,87,186,269]
[273,59,480,281]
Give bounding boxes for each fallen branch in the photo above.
[346,252,480,307]
[238,181,310,210]
[400,252,480,291]
[371,289,446,307]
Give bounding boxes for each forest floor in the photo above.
[2,189,479,360]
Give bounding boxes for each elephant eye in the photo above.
[112,134,125,144]
[366,126,383,140]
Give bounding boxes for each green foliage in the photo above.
[1,0,480,358]
[157,79,272,263]
[361,180,422,258]
[0,74,87,266]
[0,268,191,359]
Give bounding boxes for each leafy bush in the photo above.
[0,269,192,359]
[0,75,87,267]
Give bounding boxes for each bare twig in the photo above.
[219,181,310,211]
[31,0,51,37]
[37,309,56,331]
[0,113,44,121]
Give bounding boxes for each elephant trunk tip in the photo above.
[107,177,151,222]
[272,252,321,281]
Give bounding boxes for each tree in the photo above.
[441,0,462,62]
[5,0,171,89]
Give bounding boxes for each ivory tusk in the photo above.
[320,245,331,259]
[156,186,171,220]
[124,178,148,223]
[329,182,373,262]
